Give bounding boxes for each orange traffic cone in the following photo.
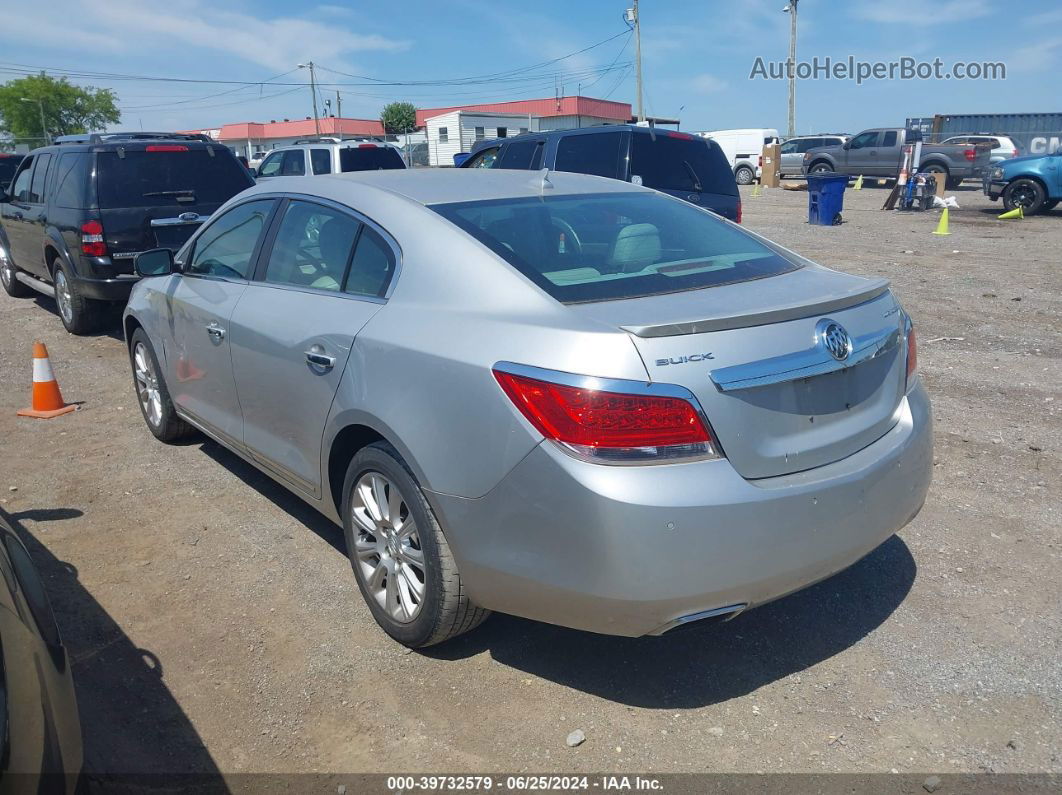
[17,342,78,419]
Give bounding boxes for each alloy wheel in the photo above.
[54,269,74,325]
[350,472,426,623]
[1011,185,1036,208]
[133,342,163,428]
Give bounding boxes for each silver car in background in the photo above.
[123,169,932,648]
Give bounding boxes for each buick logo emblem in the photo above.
[817,319,852,361]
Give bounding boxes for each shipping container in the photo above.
[904,113,1062,154]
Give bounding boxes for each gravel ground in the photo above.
[0,181,1058,781]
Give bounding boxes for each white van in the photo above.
[698,128,780,185]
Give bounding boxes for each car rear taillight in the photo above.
[1012,149,1020,157]
[493,368,719,463]
[964,148,976,162]
[665,131,695,140]
[906,324,918,387]
[735,200,742,224]
[145,145,188,152]
[80,220,107,257]
[358,143,377,149]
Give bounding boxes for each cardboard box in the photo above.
[760,143,781,188]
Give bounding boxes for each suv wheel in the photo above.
[1002,179,1046,215]
[734,165,755,185]
[1,251,32,298]
[809,162,833,175]
[342,442,490,648]
[129,329,196,442]
[53,261,100,335]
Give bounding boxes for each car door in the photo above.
[229,198,396,496]
[163,198,276,446]
[2,155,49,277]
[843,131,881,175]
[780,139,804,174]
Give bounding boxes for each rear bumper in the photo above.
[431,382,933,637]
[72,272,138,301]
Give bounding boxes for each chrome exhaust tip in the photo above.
[648,603,748,636]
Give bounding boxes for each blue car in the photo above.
[983,148,1062,215]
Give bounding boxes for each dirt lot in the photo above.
[1,182,1059,782]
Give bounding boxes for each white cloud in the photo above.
[0,0,409,72]
[1007,36,1062,73]
[691,74,727,94]
[853,0,992,24]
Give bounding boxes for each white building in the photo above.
[423,111,541,166]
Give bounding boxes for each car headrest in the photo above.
[318,218,354,272]
[608,223,660,273]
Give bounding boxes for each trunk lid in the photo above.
[570,267,908,479]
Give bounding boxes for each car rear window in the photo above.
[339,147,405,172]
[630,133,737,196]
[96,148,252,209]
[433,192,798,303]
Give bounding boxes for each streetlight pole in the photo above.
[298,62,321,138]
[20,97,48,145]
[632,0,645,123]
[784,0,799,139]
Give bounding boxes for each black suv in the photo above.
[0,132,254,334]
[461,125,741,222]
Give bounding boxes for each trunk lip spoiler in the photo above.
[619,278,890,338]
[709,321,902,393]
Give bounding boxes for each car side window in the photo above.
[344,225,395,298]
[498,140,538,169]
[466,147,500,169]
[849,131,879,149]
[187,199,273,280]
[257,151,283,177]
[9,157,33,202]
[310,148,332,175]
[881,131,898,147]
[281,150,306,176]
[530,141,545,170]
[781,141,798,154]
[28,153,52,204]
[554,133,624,179]
[262,200,360,292]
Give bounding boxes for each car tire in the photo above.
[1042,199,1059,211]
[342,441,490,648]
[1002,178,1046,215]
[0,251,32,298]
[920,163,949,189]
[808,161,833,175]
[129,328,196,443]
[734,165,755,185]
[945,176,963,190]
[52,260,101,335]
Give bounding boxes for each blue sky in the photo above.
[0,0,1058,135]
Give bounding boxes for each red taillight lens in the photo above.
[145,144,188,152]
[906,325,918,385]
[666,131,695,140]
[493,369,717,463]
[964,148,976,162]
[80,220,107,257]
[1012,149,1020,157]
[358,143,377,149]
[735,200,742,224]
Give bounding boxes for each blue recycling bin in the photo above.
[806,173,849,226]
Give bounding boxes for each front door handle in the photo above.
[206,322,225,340]
[304,347,336,370]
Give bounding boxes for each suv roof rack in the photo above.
[56,132,214,145]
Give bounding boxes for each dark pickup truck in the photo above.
[802,127,992,189]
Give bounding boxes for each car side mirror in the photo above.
[250,167,258,178]
[135,248,174,277]
[842,141,851,150]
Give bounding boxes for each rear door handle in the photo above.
[304,347,336,369]
[206,322,225,340]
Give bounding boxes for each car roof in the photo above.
[245,167,646,207]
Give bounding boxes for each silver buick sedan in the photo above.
[124,169,932,648]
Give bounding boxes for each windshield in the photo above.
[630,134,737,196]
[433,192,798,303]
[96,149,252,209]
[339,147,405,171]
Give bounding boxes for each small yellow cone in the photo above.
[853,175,864,190]
[998,206,1024,220]
[750,184,762,198]
[932,207,951,236]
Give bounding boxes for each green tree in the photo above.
[0,74,120,143]
[380,101,417,135]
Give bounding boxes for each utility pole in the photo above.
[629,1,645,122]
[20,97,48,145]
[784,0,799,139]
[336,90,342,119]
[298,62,321,137]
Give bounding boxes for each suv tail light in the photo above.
[1012,148,1020,157]
[145,144,188,152]
[963,148,976,161]
[493,367,719,463]
[736,200,742,224]
[905,322,918,388]
[80,220,107,257]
